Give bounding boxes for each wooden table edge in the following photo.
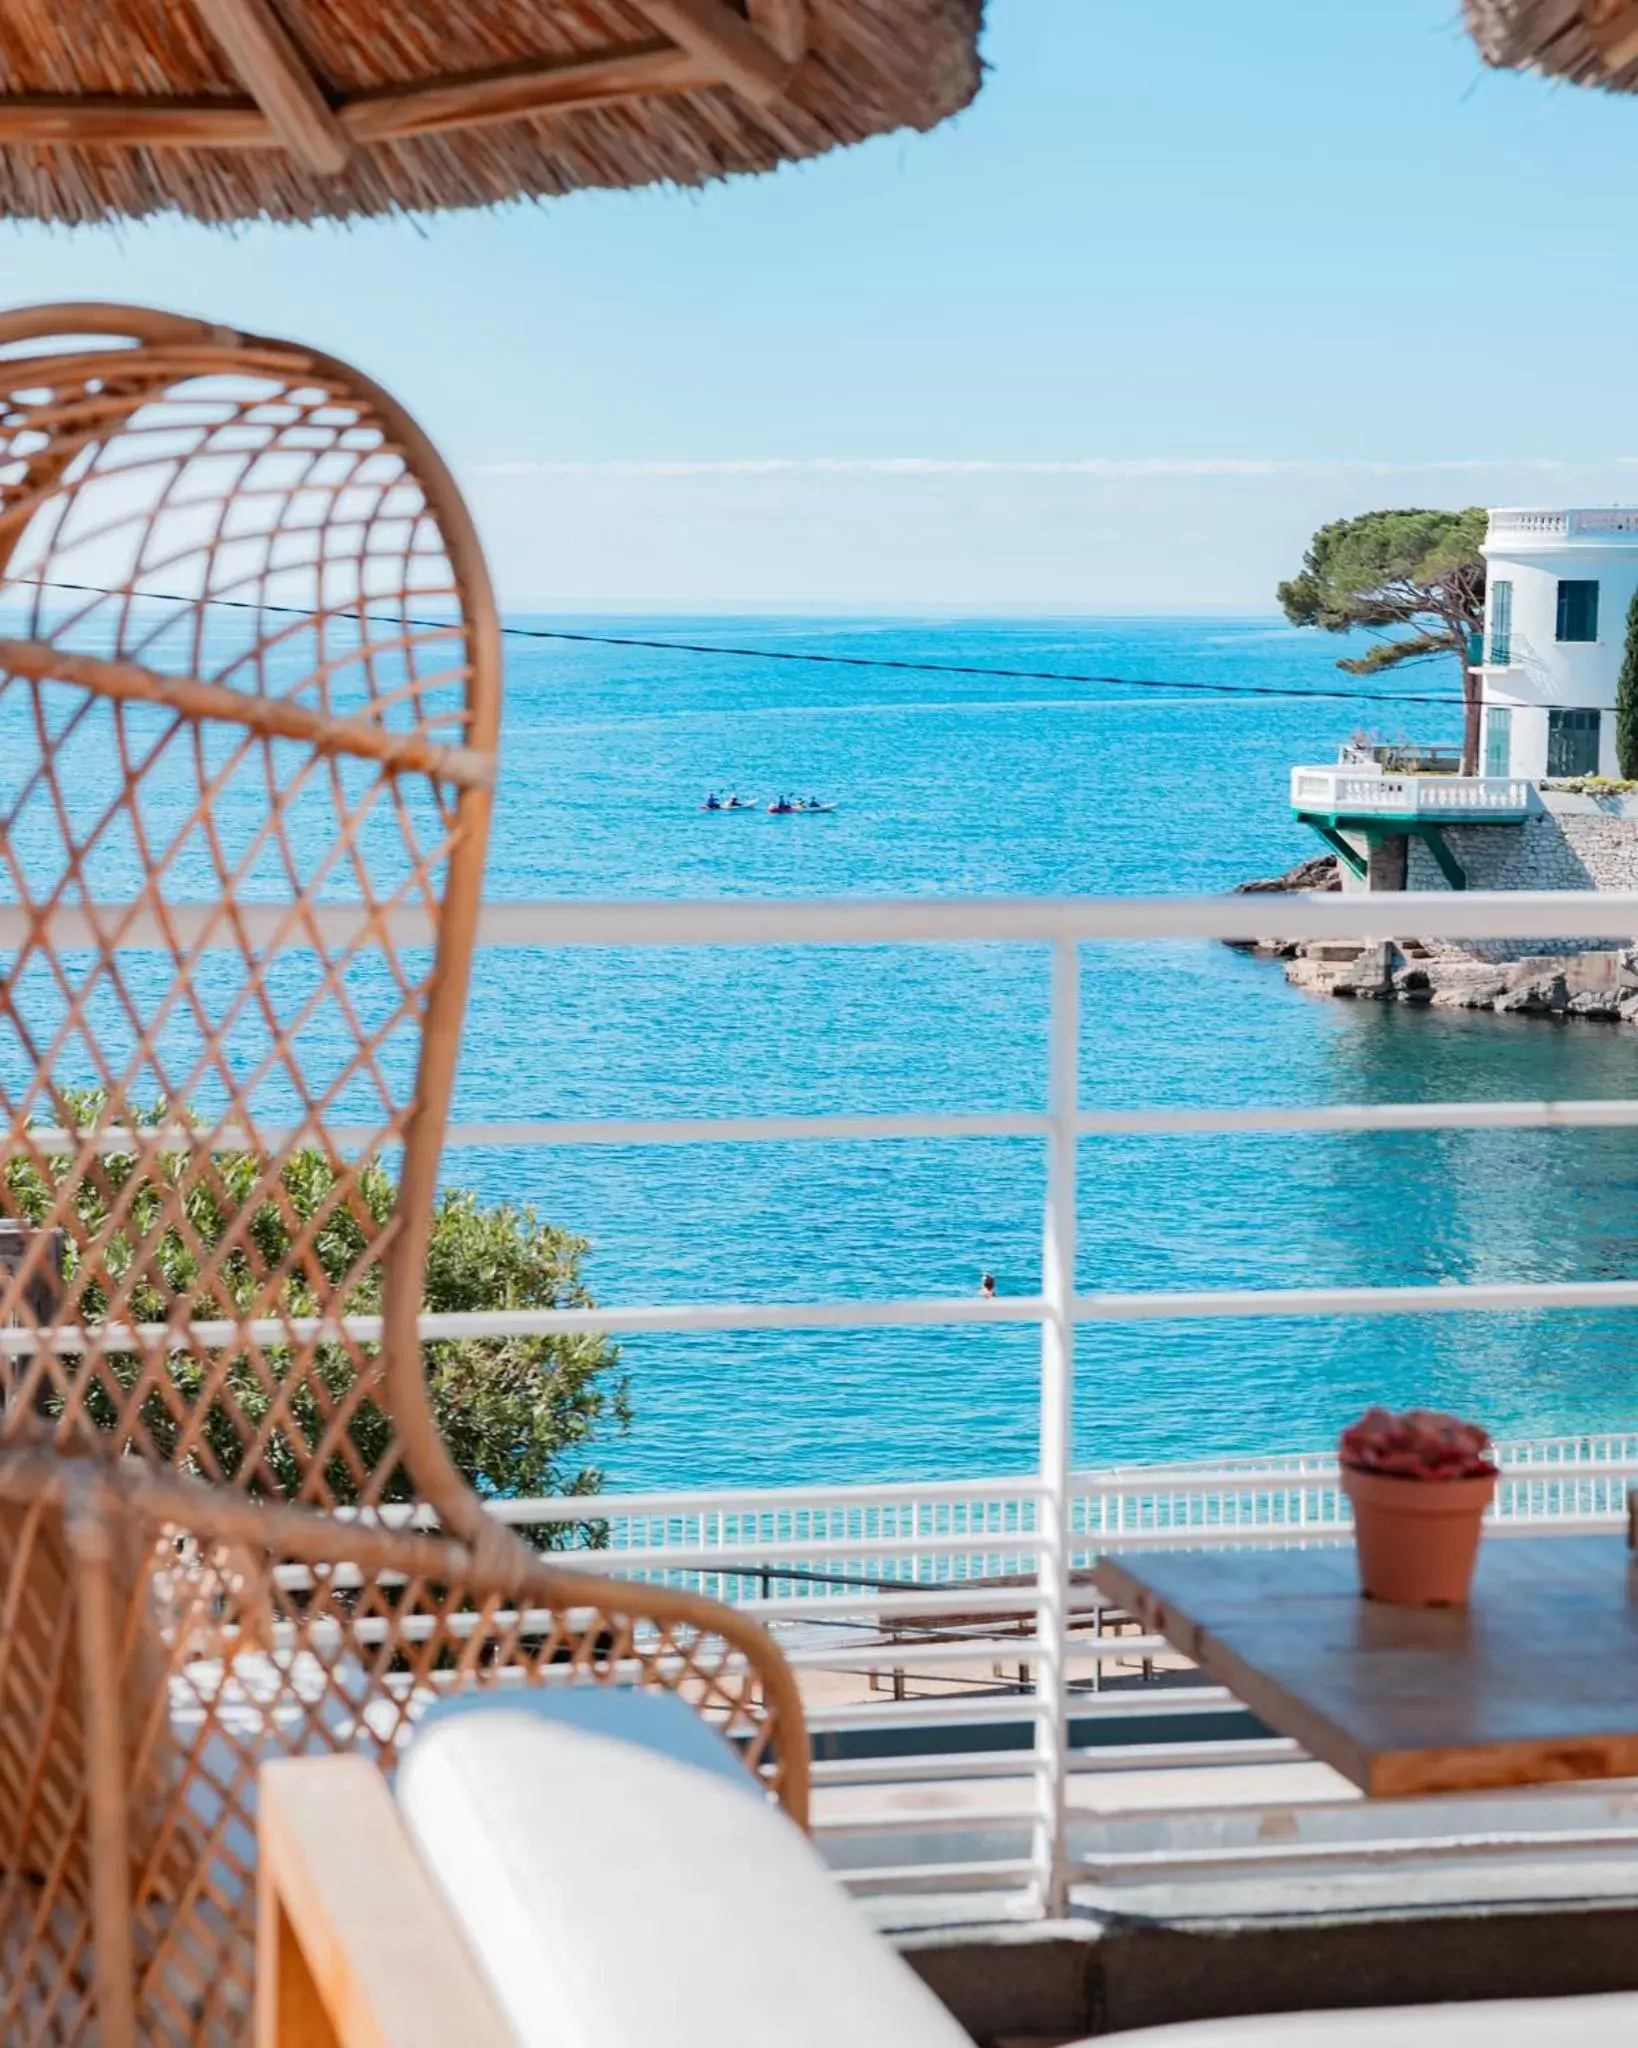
[1092,1553,1638,1799]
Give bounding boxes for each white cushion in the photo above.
[397,1696,971,2048]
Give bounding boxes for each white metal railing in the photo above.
[492,1431,1638,1591]
[1290,766,1533,818]
[28,885,1638,1920]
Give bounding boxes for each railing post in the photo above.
[1033,934,1078,1918]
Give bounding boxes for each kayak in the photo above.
[769,803,835,814]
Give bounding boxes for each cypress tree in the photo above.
[1619,589,1638,780]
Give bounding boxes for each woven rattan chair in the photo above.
[0,308,808,2043]
[0,1449,808,2044]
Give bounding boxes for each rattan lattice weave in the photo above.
[0,305,810,2045]
[0,1450,809,2045]
[0,301,502,1545]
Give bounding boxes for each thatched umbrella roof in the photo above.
[1465,0,1638,91]
[0,0,983,225]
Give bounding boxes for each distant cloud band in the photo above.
[473,456,1570,480]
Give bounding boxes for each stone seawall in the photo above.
[1401,792,1638,958]
[1239,794,1638,1022]
[1283,941,1638,1019]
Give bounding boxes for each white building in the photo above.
[1479,507,1638,780]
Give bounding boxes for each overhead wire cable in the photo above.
[12,578,1466,709]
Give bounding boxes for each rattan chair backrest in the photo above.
[0,303,501,1545]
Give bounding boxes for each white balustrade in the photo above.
[1487,507,1638,541]
[1290,766,1532,819]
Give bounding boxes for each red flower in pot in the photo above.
[1339,1407,1499,1607]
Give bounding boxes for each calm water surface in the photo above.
[440,617,1638,1489]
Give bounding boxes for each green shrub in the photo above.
[5,1093,628,1533]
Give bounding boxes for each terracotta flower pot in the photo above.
[1340,1463,1497,1606]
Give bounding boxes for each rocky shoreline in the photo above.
[1230,856,1638,1022]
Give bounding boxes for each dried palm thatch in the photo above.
[0,0,983,225]
[1465,0,1638,90]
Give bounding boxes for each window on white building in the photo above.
[1488,580,1512,665]
[1547,708,1600,776]
[1484,706,1511,777]
[1556,580,1599,642]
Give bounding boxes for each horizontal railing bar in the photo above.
[1078,1515,1624,1551]
[804,1695,1053,1732]
[690,1588,1060,1621]
[1074,1825,1638,1877]
[0,1300,1043,1353]
[1079,1459,1638,1498]
[824,1795,1472,1837]
[30,1097,1638,1161]
[31,1097,1638,1163]
[445,1111,1052,1147]
[1075,1099,1638,1139]
[813,1806,1035,1835]
[809,1739,1306,1788]
[12,889,1638,954]
[811,1754,1049,1787]
[781,1635,1172,1670]
[831,1860,1034,1891]
[484,890,1638,947]
[532,1532,1045,1571]
[1057,1687,1236,1718]
[464,1100,1638,1150]
[493,1474,1045,1521]
[5,1115,1052,1154]
[16,1278,1638,1357]
[1069,1281,1638,1325]
[1066,1737,1305,1772]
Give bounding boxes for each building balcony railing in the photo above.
[22,885,1638,1934]
[1488,507,1638,543]
[1339,741,1464,775]
[1291,765,1534,821]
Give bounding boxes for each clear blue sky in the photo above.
[2,0,1635,609]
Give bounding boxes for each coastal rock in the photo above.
[1566,988,1630,1020]
[1225,854,1342,954]
[1494,972,1569,1015]
[1284,942,1363,995]
[1257,907,1638,1027]
[1426,969,1508,1009]
[1234,854,1342,896]
[1331,943,1399,999]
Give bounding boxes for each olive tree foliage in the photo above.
[1277,508,1488,772]
[5,1093,628,1532]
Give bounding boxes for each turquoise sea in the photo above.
[448,616,1638,1492]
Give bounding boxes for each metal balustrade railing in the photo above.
[491,1431,1638,1584]
[20,885,1638,1919]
